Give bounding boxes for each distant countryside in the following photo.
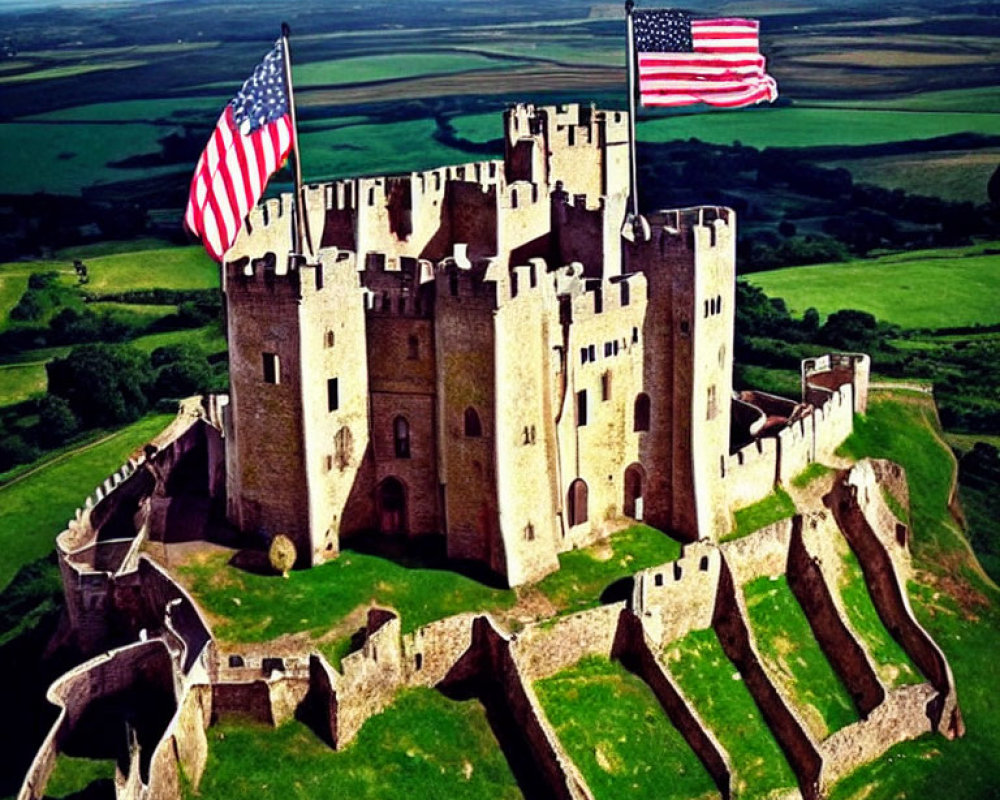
[0,1,998,799]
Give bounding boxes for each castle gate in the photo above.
[376,477,407,535]
[624,463,646,521]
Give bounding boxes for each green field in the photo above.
[534,656,715,800]
[0,362,46,407]
[0,121,181,196]
[78,246,218,293]
[42,754,114,799]
[748,243,1000,329]
[807,86,1000,113]
[637,107,1000,149]
[22,96,226,123]
[743,576,858,738]
[0,413,172,591]
[664,627,798,800]
[822,148,1000,204]
[294,52,529,87]
[196,689,521,800]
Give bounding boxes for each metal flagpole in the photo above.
[624,0,640,220]
[280,22,313,258]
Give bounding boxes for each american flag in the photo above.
[184,40,293,261]
[633,9,778,108]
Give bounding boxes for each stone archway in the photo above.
[624,463,646,521]
[376,477,407,535]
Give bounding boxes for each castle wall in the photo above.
[633,541,721,643]
[493,262,562,584]
[558,273,648,550]
[433,265,503,572]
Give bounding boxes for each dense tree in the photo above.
[36,395,79,448]
[47,343,153,427]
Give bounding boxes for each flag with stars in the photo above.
[184,40,293,261]
[633,9,778,108]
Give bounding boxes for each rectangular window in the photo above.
[707,384,717,421]
[263,352,279,384]
[327,378,339,411]
[577,389,588,426]
[604,342,613,358]
[601,372,611,402]
[580,347,588,364]
[588,344,596,362]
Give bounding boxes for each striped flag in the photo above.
[633,9,778,108]
[184,40,293,261]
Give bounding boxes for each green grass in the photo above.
[0,362,47,407]
[79,246,218,293]
[0,60,147,85]
[838,393,961,561]
[637,107,1000,149]
[195,688,521,800]
[534,656,715,800]
[0,413,172,591]
[808,86,1000,113]
[42,754,114,799]
[837,548,922,688]
[664,628,797,800]
[534,525,681,615]
[129,324,227,356]
[725,488,796,543]
[175,548,516,647]
[22,97,225,123]
[748,244,1000,329]
[744,575,858,737]
[791,463,833,489]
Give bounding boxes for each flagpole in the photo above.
[280,22,313,259]
[624,0,640,220]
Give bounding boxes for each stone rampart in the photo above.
[827,462,964,738]
[633,541,720,643]
[513,603,625,680]
[721,518,793,586]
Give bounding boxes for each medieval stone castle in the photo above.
[18,104,963,800]
[221,102,866,585]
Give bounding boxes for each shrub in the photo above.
[268,534,297,578]
[36,395,79,448]
[47,343,153,428]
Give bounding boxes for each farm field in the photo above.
[747,242,1000,329]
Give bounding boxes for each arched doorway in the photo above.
[377,477,407,535]
[624,463,646,521]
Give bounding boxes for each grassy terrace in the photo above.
[176,525,681,662]
[534,656,715,800]
[723,489,796,543]
[664,628,797,800]
[743,576,857,738]
[837,547,922,688]
[194,688,521,800]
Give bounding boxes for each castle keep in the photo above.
[222,103,794,585]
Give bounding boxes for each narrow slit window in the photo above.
[577,390,588,427]
[263,352,279,384]
[327,378,339,412]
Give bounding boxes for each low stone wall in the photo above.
[820,683,936,786]
[721,518,793,586]
[514,602,624,680]
[633,541,720,643]
[614,609,732,799]
[786,517,885,716]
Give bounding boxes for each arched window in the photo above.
[394,416,410,458]
[634,393,651,432]
[568,479,588,527]
[464,407,482,437]
[334,426,353,470]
